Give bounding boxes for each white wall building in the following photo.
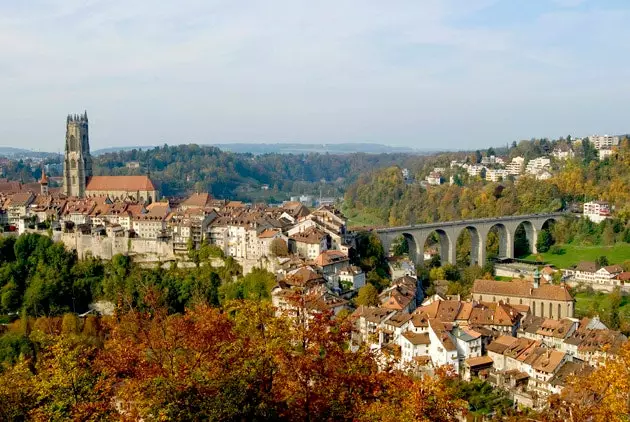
[583,201,610,223]
[486,169,509,182]
[506,157,525,175]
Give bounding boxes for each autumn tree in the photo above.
[356,283,380,307]
[546,340,630,421]
[269,238,289,257]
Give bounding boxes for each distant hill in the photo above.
[92,143,425,156]
[212,143,419,154]
[0,147,60,159]
[92,146,157,155]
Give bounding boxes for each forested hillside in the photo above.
[92,145,417,199]
[344,138,630,227]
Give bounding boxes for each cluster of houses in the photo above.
[564,261,629,293]
[0,175,361,276]
[447,155,553,183]
[417,134,623,187]
[351,271,626,410]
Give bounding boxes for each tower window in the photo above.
[72,176,76,185]
[71,159,77,169]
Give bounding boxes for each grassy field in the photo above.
[523,243,630,269]
[574,291,630,318]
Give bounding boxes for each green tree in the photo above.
[596,256,609,267]
[356,283,380,307]
[536,229,554,253]
[391,235,409,257]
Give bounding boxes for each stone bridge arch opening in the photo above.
[422,229,453,267]
[486,223,512,260]
[396,232,421,264]
[534,217,558,253]
[514,220,537,257]
[455,226,483,266]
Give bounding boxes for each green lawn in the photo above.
[523,243,630,269]
[574,291,630,318]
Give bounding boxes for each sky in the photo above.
[1,0,629,151]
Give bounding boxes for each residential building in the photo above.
[570,261,624,291]
[552,145,574,160]
[599,148,613,160]
[426,172,442,186]
[583,201,611,223]
[290,227,329,259]
[588,134,620,150]
[485,169,509,182]
[525,157,551,175]
[506,157,525,175]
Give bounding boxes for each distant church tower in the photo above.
[63,111,92,197]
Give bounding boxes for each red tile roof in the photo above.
[86,176,155,192]
[472,279,573,302]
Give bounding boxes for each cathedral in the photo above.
[63,112,158,202]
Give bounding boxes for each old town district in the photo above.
[1,173,626,410]
[0,115,624,411]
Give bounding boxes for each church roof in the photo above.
[471,279,573,302]
[86,176,155,192]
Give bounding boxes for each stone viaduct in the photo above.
[376,213,566,266]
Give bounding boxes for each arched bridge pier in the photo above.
[376,213,564,266]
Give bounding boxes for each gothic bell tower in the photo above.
[63,111,93,197]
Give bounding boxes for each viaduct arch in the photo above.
[376,213,564,266]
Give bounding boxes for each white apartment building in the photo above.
[588,135,619,150]
[426,172,442,185]
[525,157,551,175]
[486,169,509,182]
[466,164,485,177]
[552,147,574,160]
[506,156,525,175]
[583,201,610,223]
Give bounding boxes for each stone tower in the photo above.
[63,111,92,197]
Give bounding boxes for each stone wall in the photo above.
[56,232,176,262]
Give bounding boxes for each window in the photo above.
[549,302,553,319]
[71,159,77,169]
[533,301,536,315]
[541,302,545,318]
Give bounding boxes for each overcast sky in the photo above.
[1,0,629,151]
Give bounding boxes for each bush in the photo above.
[549,245,565,255]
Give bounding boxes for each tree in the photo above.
[356,283,380,307]
[536,229,553,253]
[392,235,410,257]
[596,256,609,267]
[547,340,630,421]
[269,238,289,257]
[61,313,80,335]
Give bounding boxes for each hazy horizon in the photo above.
[1,0,629,151]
